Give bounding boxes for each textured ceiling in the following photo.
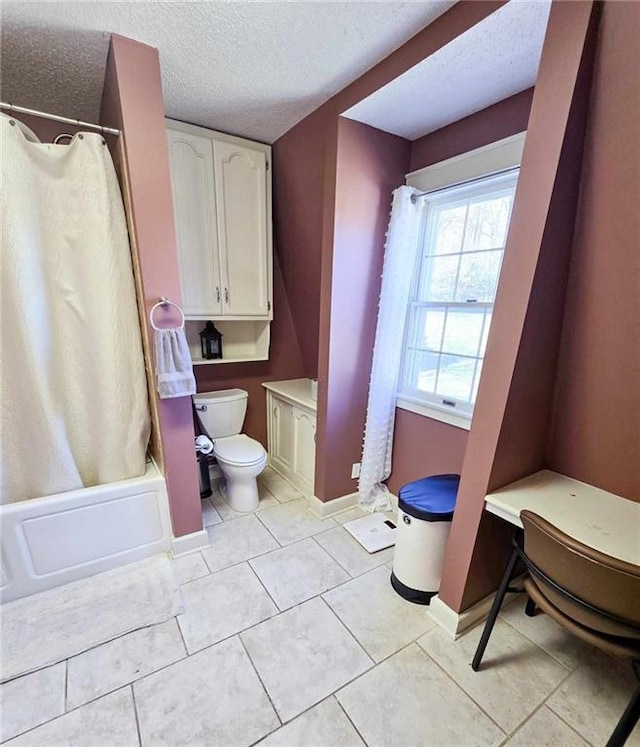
[343,0,551,140]
[1,1,456,143]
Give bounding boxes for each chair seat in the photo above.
[524,577,640,661]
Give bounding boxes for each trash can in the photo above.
[391,474,460,604]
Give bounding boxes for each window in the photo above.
[398,170,518,423]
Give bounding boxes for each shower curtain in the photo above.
[1,114,150,504]
[358,185,423,511]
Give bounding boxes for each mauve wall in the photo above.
[439,1,598,611]
[546,0,640,501]
[386,413,468,495]
[316,118,410,501]
[386,88,533,496]
[101,35,202,538]
[272,1,505,386]
[273,1,506,501]
[409,88,533,172]
[194,252,305,447]
[272,113,331,378]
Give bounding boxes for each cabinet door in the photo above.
[270,398,293,473]
[167,129,222,316]
[292,407,316,495]
[213,141,269,316]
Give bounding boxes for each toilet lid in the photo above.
[213,435,266,466]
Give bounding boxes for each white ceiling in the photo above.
[343,0,551,140]
[0,1,456,144]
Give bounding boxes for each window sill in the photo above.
[396,396,472,431]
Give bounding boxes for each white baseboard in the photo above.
[306,490,399,519]
[307,492,360,519]
[171,529,209,557]
[428,576,524,639]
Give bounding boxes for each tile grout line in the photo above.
[309,531,391,579]
[539,664,594,746]
[416,625,584,739]
[252,510,285,549]
[496,698,559,747]
[413,636,509,737]
[130,683,143,747]
[172,548,212,581]
[63,658,69,713]
[27,595,371,737]
[309,533,355,578]
[236,635,283,730]
[248,538,357,612]
[10,555,425,741]
[245,561,283,614]
[40,621,190,721]
[315,596,376,669]
[3,684,137,744]
[497,612,581,673]
[174,614,190,657]
[334,694,371,745]
[319,576,436,666]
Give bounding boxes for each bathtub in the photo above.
[0,459,172,603]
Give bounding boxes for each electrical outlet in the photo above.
[351,462,361,479]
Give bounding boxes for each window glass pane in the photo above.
[441,308,484,357]
[421,254,459,302]
[455,249,502,302]
[410,307,446,350]
[431,204,466,255]
[403,349,439,394]
[435,355,475,402]
[463,193,513,251]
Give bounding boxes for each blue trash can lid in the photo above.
[398,474,460,522]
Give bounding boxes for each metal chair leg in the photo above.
[606,661,640,747]
[525,596,537,617]
[471,545,520,672]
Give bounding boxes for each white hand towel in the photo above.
[154,328,196,399]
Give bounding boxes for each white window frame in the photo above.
[396,132,525,430]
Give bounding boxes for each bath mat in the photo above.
[1,554,181,682]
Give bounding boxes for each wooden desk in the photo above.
[485,470,640,565]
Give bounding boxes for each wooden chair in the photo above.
[471,510,640,747]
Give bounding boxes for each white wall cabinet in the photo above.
[263,380,317,498]
[214,141,270,317]
[166,119,273,364]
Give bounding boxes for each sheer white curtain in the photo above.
[1,114,150,503]
[358,185,424,511]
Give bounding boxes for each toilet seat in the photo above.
[213,434,266,467]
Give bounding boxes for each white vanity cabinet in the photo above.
[263,380,317,498]
[166,119,273,364]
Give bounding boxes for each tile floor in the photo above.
[2,466,637,746]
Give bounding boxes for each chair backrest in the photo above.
[521,510,640,639]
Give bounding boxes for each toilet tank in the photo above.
[193,389,248,439]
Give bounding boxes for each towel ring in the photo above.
[149,297,185,331]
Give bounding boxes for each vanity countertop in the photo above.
[262,378,317,412]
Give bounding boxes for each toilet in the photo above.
[193,389,267,512]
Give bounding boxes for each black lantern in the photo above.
[200,322,223,359]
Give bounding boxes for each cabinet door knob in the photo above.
[215,286,220,303]
[225,287,229,304]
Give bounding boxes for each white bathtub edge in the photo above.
[1,461,173,604]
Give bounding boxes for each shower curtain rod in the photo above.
[0,101,120,136]
[409,165,520,203]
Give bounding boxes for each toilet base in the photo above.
[220,476,260,513]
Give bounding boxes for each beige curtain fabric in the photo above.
[1,114,150,503]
